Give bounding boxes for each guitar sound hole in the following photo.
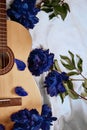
[0,46,14,75]
[0,52,9,69]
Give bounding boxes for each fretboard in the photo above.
[0,0,7,46]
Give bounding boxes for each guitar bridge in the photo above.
[0,97,22,107]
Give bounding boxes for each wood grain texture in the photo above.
[0,20,42,129]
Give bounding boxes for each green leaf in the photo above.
[41,0,70,20]
[64,83,79,99]
[53,5,67,20]
[51,0,61,6]
[67,71,79,76]
[84,88,87,93]
[41,7,53,13]
[63,3,70,12]
[42,0,52,7]
[59,92,68,103]
[67,89,79,99]
[52,64,56,70]
[81,92,87,97]
[54,59,61,71]
[61,60,75,70]
[82,79,87,89]
[76,55,83,72]
[59,93,64,103]
[82,80,87,93]
[60,51,76,70]
[68,51,75,68]
[66,80,73,90]
[60,55,71,64]
[49,13,56,19]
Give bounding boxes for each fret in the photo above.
[0,32,7,34]
[0,37,7,40]
[0,15,6,18]
[0,39,7,42]
[0,8,6,11]
[0,29,6,32]
[0,35,7,39]
[0,41,7,43]
[0,13,6,16]
[0,33,7,36]
[0,30,7,32]
[0,42,7,45]
[0,28,6,31]
[0,2,6,5]
[0,27,7,30]
[0,21,6,24]
[0,32,7,35]
[0,30,7,33]
[0,8,6,10]
[0,19,6,23]
[0,0,7,46]
[0,15,6,19]
[0,0,6,3]
[0,34,6,38]
[0,29,7,32]
[0,2,6,4]
[0,9,6,14]
[0,40,7,42]
[0,13,6,15]
[0,22,7,27]
[0,33,7,35]
[0,26,6,29]
[0,27,6,30]
[0,38,6,40]
[0,24,7,27]
[0,4,6,8]
[0,33,7,37]
[0,17,6,20]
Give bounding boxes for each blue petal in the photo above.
[15,59,26,71]
[15,86,28,96]
[0,124,5,130]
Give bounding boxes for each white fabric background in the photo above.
[7,0,87,130]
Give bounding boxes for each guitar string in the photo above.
[0,2,7,73]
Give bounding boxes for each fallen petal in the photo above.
[15,86,28,96]
[15,59,26,71]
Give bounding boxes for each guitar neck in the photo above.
[0,0,7,46]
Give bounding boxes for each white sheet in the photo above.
[7,0,87,130]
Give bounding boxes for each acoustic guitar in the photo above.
[0,0,42,129]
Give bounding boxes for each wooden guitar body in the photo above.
[0,20,42,129]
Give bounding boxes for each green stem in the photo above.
[70,78,84,81]
[36,0,44,8]
[71,90,87,100]
[80,73,87,80]
[75,67,87,80]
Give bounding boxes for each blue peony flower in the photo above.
[44,70,69,97]
[61,72,69,81]
[0,124,5,130]
[27,48,54,76]
[11,108,43,130]
[41,104,57,130]
[11,105,57,130]
[7,0,40,29]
